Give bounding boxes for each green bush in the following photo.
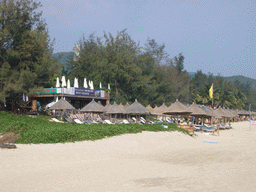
[0,113,189,144]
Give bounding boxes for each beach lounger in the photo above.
[65,117,73,122]
[123,119,129,124]
[51,118,64,123]
[132,117,137,123]
[74,119,84,124]
[104,119,114,124]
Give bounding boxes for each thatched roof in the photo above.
[188,103,209,117]
[222,108,237,118]
[106,102,125,114]
[104,103,112,111]
[163,99,192,115]
[151,103,168,115]
[49,98,75,110]
[229,109,239,117]
[124,99,151,115]
[146,104,154,112]
[237,109,250,116]
[80,99,105,113]
[215,107,233,118]
[197,105,222,119]
[123,102,130,109]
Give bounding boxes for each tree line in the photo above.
[0,0,255,111]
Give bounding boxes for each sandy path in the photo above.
[1,121,256,192]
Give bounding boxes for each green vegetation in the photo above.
[0,0,61,105]
[0,1,255,111]
[0,111,188,144]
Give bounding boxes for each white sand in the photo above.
[1,121,256,192]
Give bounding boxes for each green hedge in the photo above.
[0,111,189,144]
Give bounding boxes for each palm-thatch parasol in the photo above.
[80,99,105,113]
[49,98,76,119]
[151,103,168,119]
[146,104,154,112]
[188,103,209,117]
[106,102,125,122]
[49,98,75,110]
[163,99,192,123]
[123,102,130,109]
[124,99,151,121]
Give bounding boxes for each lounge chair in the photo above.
[51,118,64,123]
[65,117,73,122]
[132,117,137,123]
[123,119,129,124]
[104,119,114,124]
[74,119,84,124]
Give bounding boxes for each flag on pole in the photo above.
[209,84,213,99]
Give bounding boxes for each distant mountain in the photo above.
[52,52,74,66]
[225,75,256,91]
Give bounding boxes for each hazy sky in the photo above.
[40,0,255,79]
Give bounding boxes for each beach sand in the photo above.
[1,121,256,192]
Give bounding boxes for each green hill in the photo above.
[225,75,256,92]
[52,52,74,66]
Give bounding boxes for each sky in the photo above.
[40,0,255,79]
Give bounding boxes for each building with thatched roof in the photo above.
[80,99,105,113]
[124,99,151,115]
[49,98,76,110]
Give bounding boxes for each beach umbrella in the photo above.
[25,95,29,102]
[91,81,94,90]
[123,102,130,109]
[106,102,125,122]
[56,77,60,88]
[84,78,88,88]
[80,99,105,113]
[99,82,102,89]
[56,97,59,102]
[22,93,25,102]
[124,99,151,121]
[67,79,71,89]
[108,83,110,90]
[163,99,192,124]
[61,76,66,87]
[188,103,208,117]
[74,78,79,88]
[146,104,154,113]
[49,98,75,110]
[104,103,112,111]
[151,103,168,119]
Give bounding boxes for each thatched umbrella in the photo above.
[50,98,75,110]
[151,103,168,120]
[123,102,130,109]
[124,99,151,121]
[163,99,192,124]
[106,102,125,122]
[49,98,76,119]
[188,103,209,127]
[146,104,154,113]
[80,99,105,113]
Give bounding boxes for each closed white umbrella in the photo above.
[56,77,60,88]
[84,78,88,88]
[56,97,59,102]
[74,78,79,88]
[26,95,29,102]
[99,82,102,89]
[61,76,66,87]
[23,93,25,102]
[88,80,92,89]
[108,83,110,90]
[92,81,94,89]
[67,79,70,89]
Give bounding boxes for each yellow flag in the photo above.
[209,84,213,99]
